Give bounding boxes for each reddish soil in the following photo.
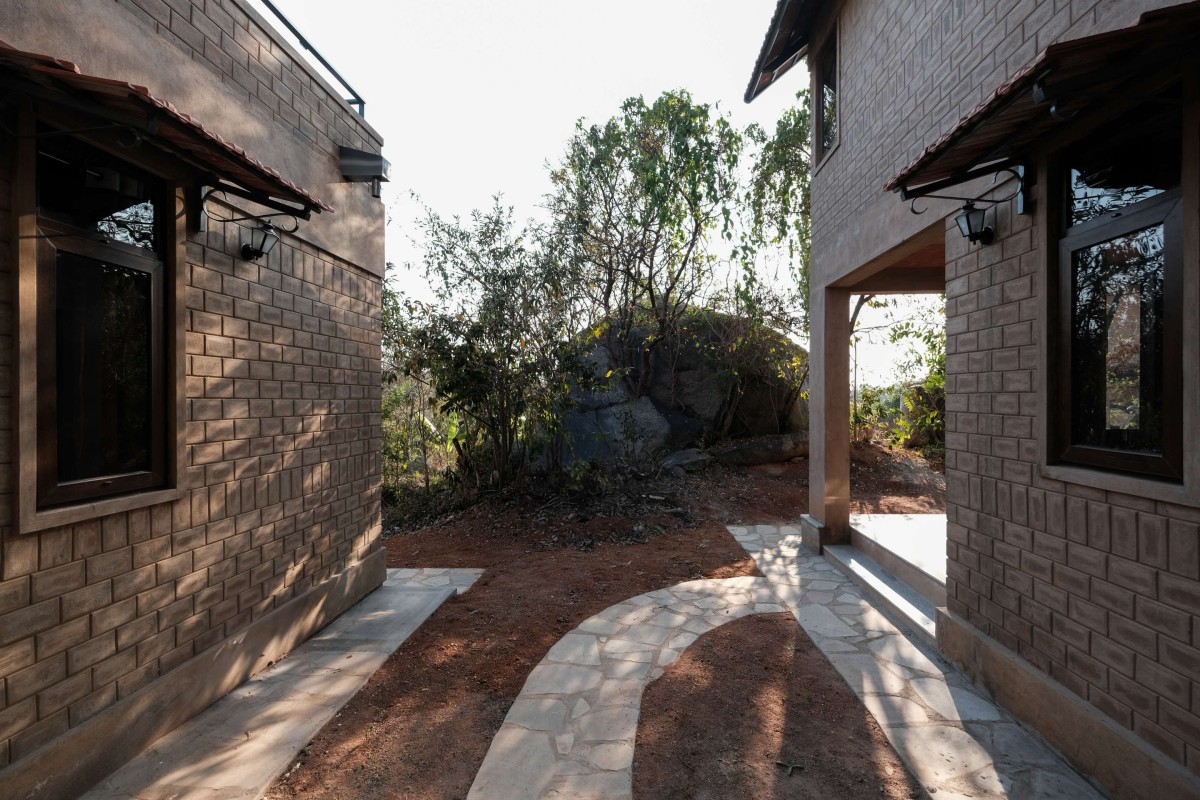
[266,447,942,800]
[634,613,924,800]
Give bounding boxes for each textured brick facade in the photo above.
[0,0,384,780]
[799,0,1200,781]
[117,0,378,154]
[0,198,383,766]
[807,0,1169,285]
[942,195,1200,770]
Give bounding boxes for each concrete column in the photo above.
[803,285,851,550]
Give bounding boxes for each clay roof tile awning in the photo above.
[0,42,333,214]
[886,1,1200,194]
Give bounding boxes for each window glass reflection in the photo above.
[819,40,837,153]
[56,251,153,481]
[1071,224,1164,454]
[1070,170,1164,227]
[1063,94,1179,228]
[37,144,157,251]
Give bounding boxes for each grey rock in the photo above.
[562,396,670,463]
[660,448,713,472]
[714,432,809,465]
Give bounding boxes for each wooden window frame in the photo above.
[814,25,839,165]
[1036,62,1200,505]
[35,220,168,507]
[1052,189,1184,480]
[13,102,186,533]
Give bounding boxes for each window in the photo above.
[816,30,838,158]
[33,137,168,508]
[1052,92,1182,480]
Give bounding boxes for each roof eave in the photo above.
[744,0,820,103]
[0,42,334,215]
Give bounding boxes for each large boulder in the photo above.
[562,395,671,464]
[558,311,806,467]
[639,312,805,438]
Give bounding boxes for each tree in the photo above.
[390,198,590,489]
[745,90,813,331]
[549,90,743,396]
[702,263,807,437]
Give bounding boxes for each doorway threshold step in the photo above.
[824,545,938,648]
[849,514,946,606]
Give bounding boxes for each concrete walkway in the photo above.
[468,524,1101,799]
[82,568,482,800]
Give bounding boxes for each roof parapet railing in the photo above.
[258,0,367,118]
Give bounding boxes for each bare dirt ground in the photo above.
[266,446,943,800]
[634,613,925,800]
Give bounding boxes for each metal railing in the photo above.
[258,0,366,118]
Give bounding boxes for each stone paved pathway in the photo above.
[468,524,1102,800]
[390,567,484,594]
[731,524,1100,799]
[468,575,779,799]
[84,567,482,800]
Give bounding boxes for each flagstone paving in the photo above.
[82,568,482,800]
[467,523,1102,800]
[467,575,777,800]
[390,567,485,594]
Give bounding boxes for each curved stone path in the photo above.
[467,575,779,799]
[467,524,1101,800]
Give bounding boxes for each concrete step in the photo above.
[850,523,946,607]
[824,545,938,648]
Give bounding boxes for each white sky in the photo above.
[253,0,933,386]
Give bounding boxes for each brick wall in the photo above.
[115,0,379,154]
[943,196,1200,773]
[0,197,383,766]
[0,0,385,779]
[808,0,1167,285]
[806,0,1200,777]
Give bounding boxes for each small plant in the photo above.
[885,298,946,457]
[852,384,896,444]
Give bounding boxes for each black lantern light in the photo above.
[899,166,1024,246]
[955,202,994,245]
[241,221,280,261]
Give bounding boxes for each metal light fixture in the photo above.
[241,221,280,261]
[339,146,391,199]
[899,166,1025,246]
[955,202,993,245]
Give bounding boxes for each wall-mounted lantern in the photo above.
[955,202,994,245]
[900,166,1026,247]
[199,187,304,261]
[241,220,280,261]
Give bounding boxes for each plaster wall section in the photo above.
[0,0,386,276]
[803,0,1176,287]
